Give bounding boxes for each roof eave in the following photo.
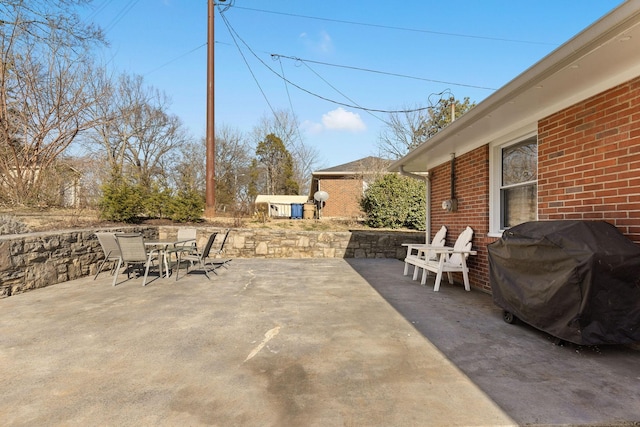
[390,0,640,173]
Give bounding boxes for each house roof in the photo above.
[313,156,392,176]
[390,0,640,173]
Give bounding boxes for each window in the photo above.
[500,137,537,228]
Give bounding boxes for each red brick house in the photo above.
[390,2,640,292]
[309,156,391,219]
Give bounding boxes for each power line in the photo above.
[276,57,306,145]
[144,43,206,76]
[218,7,280,122]
[294,59,388,124]
[229,5,558,46]
[272,54,496,91]
[103,0,141,34]
[219,10,442,114]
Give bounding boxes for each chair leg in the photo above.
[412,265,420,281]
[112,259,122,286]
[143,254,154,286]
[433,269,444,292]
[403,262,409,276]
[199,259,211,280]
[433,255,446,292]
[175,252,182,281]
[461,259,471,291]
[421,268,429,286]
[94,259,107,280]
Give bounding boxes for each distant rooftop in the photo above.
[314,156,392,174]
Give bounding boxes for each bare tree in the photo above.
[0,0,105,206]
[214,125,251,211]
[377,106,431,160]
[172,139,206,194]
[377,97,476,159]
[84,73,189,192]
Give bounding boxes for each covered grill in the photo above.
[488,220,640,345]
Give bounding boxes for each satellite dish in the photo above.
[314,191,329,202]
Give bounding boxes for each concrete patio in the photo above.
[0,258,638,426]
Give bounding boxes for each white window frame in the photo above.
[488,130,538,237]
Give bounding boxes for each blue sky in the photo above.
[84,0,623,169]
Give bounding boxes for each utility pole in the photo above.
[204,0,219,218]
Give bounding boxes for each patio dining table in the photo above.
[144,239,195,278]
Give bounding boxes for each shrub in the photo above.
[98,177,144,223]
[168,189,204,222]
[143,185,173,219]
[360,174,426,230]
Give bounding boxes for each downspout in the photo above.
[399,166,431,242]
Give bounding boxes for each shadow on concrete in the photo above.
[346,258,640,427]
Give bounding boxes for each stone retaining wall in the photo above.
[157,227,424,260]
[0,227,156,298]
[1,226,424,298]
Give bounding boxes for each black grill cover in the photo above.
[488,220,640,345]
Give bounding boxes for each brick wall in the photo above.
[538,76,640,243]
[429,146,493,292]
[318,177,364,218]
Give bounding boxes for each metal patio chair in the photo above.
[94,232,122,280]
[175,231,220,280]
[113,233,162,286]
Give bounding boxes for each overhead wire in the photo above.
[293,58,388,125]
[272,54,496,92]
[276,56,306,145]
[218,10,437,114]
[138,3,500,95]
[84,0,117,22]
[144,43,206,76]
[217,5,280,123]
[103,0,142,34]
[228,5,559,47]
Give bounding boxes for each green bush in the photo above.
[98,177,144,223]
[360,174,426,230]
[168,189,204,222]
[143,185,173,219]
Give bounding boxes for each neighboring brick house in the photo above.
[309,156,391,219]
[390,2,640,292]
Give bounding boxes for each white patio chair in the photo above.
[420,226,476,291]
[403,225,447,280]
[113,233,162,286]
[94,232,122,280]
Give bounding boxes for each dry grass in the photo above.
[0,208,370,233]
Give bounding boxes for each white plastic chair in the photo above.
[421,226,476,291]
[403,225,447,280]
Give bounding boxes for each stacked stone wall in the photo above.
[1,226,424,298]
[0,227,156,298]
